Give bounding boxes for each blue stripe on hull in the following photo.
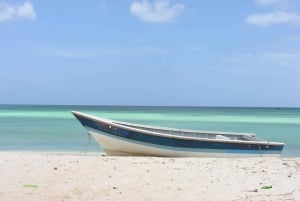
[73,113,283,155]
[88,127,282,156]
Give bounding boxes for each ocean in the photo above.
[0,105,299,157]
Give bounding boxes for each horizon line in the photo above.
[0,103,299,109]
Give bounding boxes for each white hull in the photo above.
[88,130,280,158]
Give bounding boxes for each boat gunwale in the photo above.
[72,111,255,136]
[113,120,257,137]
[72,111,285,146]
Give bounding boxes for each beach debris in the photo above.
[282,162,289,166]
[243,189,258,192]
[54,167,58,170]
[261,185,272,189]
[112,186,118,190]
[23,184,38,189]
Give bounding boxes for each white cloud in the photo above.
[99,1,108,13]
[130,46,170,55]
[222,51,300,75]
[285,35,300,42]
[130,0,185,23]
[35,48,100,59]
[223,51,300,66]
[246,11,300,26]
[254,0,292,8]
[255,0,280,6]
[34,46,170,58]
[0,1,36,22]
[246,0,300,26]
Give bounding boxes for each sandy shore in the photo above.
[0,152,300,201]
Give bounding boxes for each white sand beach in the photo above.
[0,152,300,201]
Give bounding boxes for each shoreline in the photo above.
[0,150,104,156]
[1,149,299,157]
[1,152,300,201]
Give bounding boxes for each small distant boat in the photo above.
[72,111,284,157]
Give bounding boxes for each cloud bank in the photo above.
[222,51,300,73]
[34,46,170,59]
[254,0,292,8]
[224,51,300,65]
[99,1,108,13]
[246,0,300,26]
[130,0,185,23]
[0,1,36,22]
[246,11,300,26]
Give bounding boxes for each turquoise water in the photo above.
[0,105,299,157]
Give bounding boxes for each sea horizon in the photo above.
[1,103,300,109]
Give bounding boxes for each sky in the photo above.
[0,0,300,107]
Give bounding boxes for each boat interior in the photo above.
[114,122,265,142]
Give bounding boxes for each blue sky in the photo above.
[0,0,300,107]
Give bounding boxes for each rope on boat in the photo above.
[83,133,92,155]
[258,144,262,157]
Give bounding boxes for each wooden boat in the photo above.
[72,111,284,157]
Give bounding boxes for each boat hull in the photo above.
[72,111,284,157]
[87,128,281,157]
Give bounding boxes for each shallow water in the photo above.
[0,105,299,156]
